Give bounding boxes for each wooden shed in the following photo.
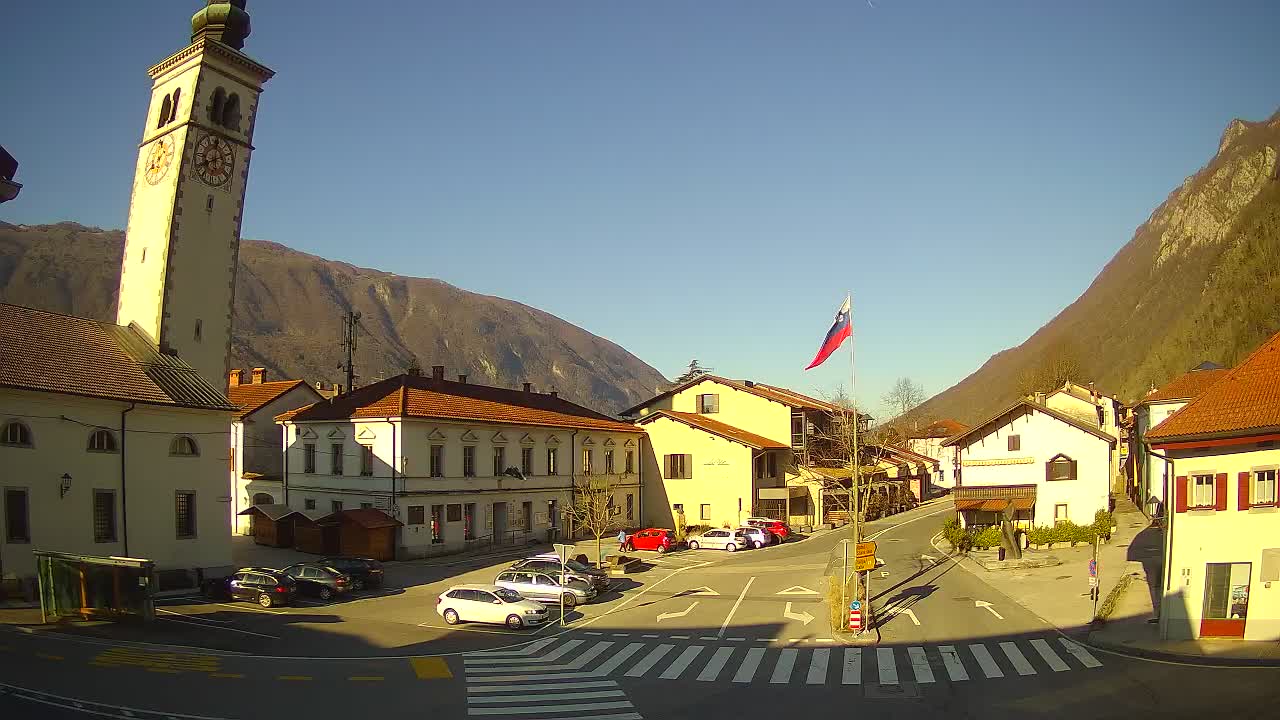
[289,509,341,556]
[237,504,295,547]
[334,509,402,562]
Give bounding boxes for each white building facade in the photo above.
[278,369,646,557]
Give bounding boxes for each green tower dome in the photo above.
[191,1,252,50]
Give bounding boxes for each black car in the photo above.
[202,568,296,608]
[317,556,385,590]
[280,563,351,601]
[510,556,609,592]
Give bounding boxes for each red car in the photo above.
[745,517,791,542]
[624,528,678,553]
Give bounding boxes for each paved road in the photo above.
[4,502,1279,718]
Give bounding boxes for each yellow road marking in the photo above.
[210,673,245,679]
[146,667,181,674]
[410,657,453,679]
[36,653,64,661]
[277,675,312,681]
[348,676,384,681]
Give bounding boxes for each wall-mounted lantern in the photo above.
[60,473,72,499]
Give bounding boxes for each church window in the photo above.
[88,429,118,453]
[169,88,180,123]
[194,319,202,342]
[2,421,33,448]
[206,195,214,212]
[157,94,172,129]
[209,88,227,126]
[222,93,242,132]
[170,435,200,457]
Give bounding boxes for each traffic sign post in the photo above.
[554,543,575,626]
[855,541,877,559]
[848,606,862,633]
[854,555,876,572]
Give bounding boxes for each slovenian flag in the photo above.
[805,296,852,370]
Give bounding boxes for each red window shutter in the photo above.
[1239,472,1252,511]
[1215,473,1228,511]
[1070,460,1078,481]
[1175,476,1188,513]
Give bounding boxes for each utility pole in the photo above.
[341,310,361,391]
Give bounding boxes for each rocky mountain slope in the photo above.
[0,223,668,413]
[916,111,1280,425]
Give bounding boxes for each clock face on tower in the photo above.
[194,133,235,188]
[144,135,175,185]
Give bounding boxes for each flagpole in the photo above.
[848,292,859,559]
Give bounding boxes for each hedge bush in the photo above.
[1025,515,1113,548]
[971,526,1002,550]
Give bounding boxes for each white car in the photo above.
[687,528,752,552]
[736,526,771,549]
[436,583,549,629]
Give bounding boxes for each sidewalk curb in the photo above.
[1086,632,1280,668]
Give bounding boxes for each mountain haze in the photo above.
[917,111,1280,425]
[0,223,668,413]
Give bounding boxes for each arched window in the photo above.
[208,87,227,125]
[157,94,172,129]
[221,93,242,132]
[1046,454,1076,482]
[252,493,274,506]
[88,429,118,453]
[170,435,200,457]
[2,421,33,447]
[168,87,181,124]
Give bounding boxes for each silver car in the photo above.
[687,528,752,552]
[494,569,597,608]
[736,526,771,549]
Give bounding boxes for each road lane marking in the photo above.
[410,657,453,679]
[907,647,935,683]
[641,634,659,639]
[969,644,1004,678]
[35,653,63,661]
[670,635,690,640]
[213,602,284,615]
[876,648,898,685]
[158,614,280,639]
[1030,639,1069,672]
[277,676,311,681]
[1058,638,1103,668]
[733,647,766,683]
[727,637,746,642]
[348,676,384,681]
[591,642,644,676]
[467,701,634,715]
[718,576,756,637]
[699,636,719,641]
[467,642,614,674]
[469,680,617,693]
[611,633,631,638]
[841,647,862,684]
[625,644,674,678]
[146,667,180,674]
[697,647,736,681]
[209,673,244,679]
[939,645,968,681]
[770,648,798,684]
[999,642,1036,676]
[156,608,233,624]
[585,632,603,636]
[806,648,830,684]
[659,645,704,679]
[466,637,559,658]
[468,689,626,704]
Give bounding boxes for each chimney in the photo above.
[250,367,266,384]
[549,390,558,399]
[229,369,244,387]
[523,382,532,393]
[744,380,755,388]
[432,365,445,381]
[457,374,467,384]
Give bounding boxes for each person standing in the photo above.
[617,529,628,552]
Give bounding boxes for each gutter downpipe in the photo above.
[120,403,136,558]
[1147,443,1174,639]
[281,423,290,505]
[568,429,578,543]
[383,418,398,511]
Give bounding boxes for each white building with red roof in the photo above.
[1147,333,1280,641]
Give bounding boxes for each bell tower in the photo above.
[116,1,273,393]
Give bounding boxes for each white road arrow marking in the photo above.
[920,554,937,564]
[690,586,720,596]
[783,602,815,626]
[975,600,1004,620]
[887,607,920,625]
[776,585,820,596]
[657,601,699,622]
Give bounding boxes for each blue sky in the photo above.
[4,1,1279,416]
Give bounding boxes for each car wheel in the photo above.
[726,543,737,552]
[656,545,667,554]
[257,593,274,608]
[561,593,578,608]
[352,579,365,591]
[506,614,524,630]
[319,587,333,601]
[688,541,700,550]
[753,541,764,549]
[443,608,460,625]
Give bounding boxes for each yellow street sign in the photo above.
[854,555,876,572]
[855,541,877,559]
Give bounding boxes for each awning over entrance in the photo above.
[953,484,1037,513]
[954,497,1035,512]
[758,486,808,500]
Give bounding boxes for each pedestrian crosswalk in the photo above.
[463,637,643,720]
[463,634,1103,705]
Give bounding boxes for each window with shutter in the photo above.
[1175,476,1189,513]
[1252,469,1277,506]
[1214,472,1228,511]
[1008,435,1020,452]
[1239,472,1252,510]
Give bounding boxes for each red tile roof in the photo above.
[621,374,854,416]
[884,443,940,467]
[277,374,643,434]
[907,418,970,439]
[336,508,403,529]
[0,303,235,411]
[636,410,789,450]
[943,400,1116,447]
[227,380,317,420]
[1143,368,1230,404]
[1147,332,1280,442]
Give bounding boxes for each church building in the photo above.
[0,2,273,595]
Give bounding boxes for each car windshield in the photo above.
[563,559,592,572]
[494,588,523,603]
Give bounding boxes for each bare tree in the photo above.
[882,377,926,418]
[563,477,623,567]
[1016,339,1084,398]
